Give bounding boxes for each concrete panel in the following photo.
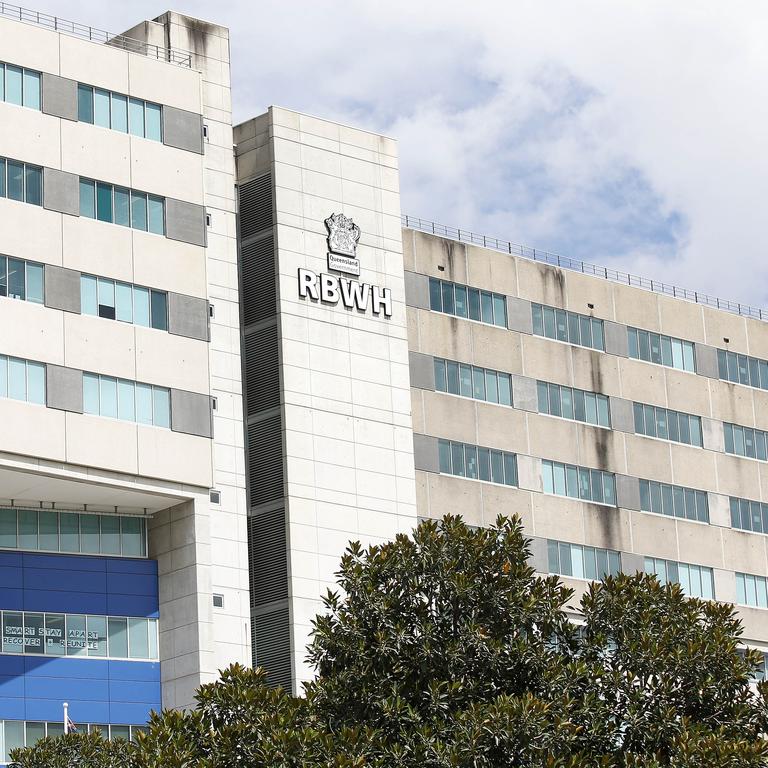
[171,390,213,439]
[0,399,65,462]
[616,474,641,510]
[702,418,725,453]
[404,271,430,310]
[46,364,83,413]
[409,352,435,391]
[426,473,482,525]
[516,454,542,493]
[166,199,207,247]
[413,434,439,473]
[714,569,736,604]
[168,293,209,341]
[44,265,81,314]
[603,320,628,357]
[609,397,635,433]
[465,245,518,296]
[137,427,213,488]
[163,106,204,154]
[64,412,138,475]
[43,168,79,216]
[708,493,732,528]
[529,536,549,574]
[41,73,78,121]
[507,296,533,334]
[471,323,523,374]
[476,404,530,456]
[135,328,210,395]
[695,343,720,378]
[511,375,538,412]
[620,552,646,575]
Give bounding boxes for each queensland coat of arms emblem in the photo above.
[325,213,361,276]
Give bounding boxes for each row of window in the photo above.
[532,303,604,351]
[0,611,157,660]
[0,157,42,206]
[0,509,147,558]
[737,573,768,609]
[0,63,40,110]
[537,381,610,428]
[77,84,162,141]
[542,460,616,506]
[433,358,512,406]
[724,423,768,461]
[0,722,145,764]
[627,327,695,372]
[81,275,168,330]
[639,479,709,523]
[547,540,621,581]
[718,349,768,391]
[428,277,507,327]
[0,256,43,304]
[83,374,171,428]
[645,557,714,599]
[730,497,768,535]
[79,179,165,234]
[0,355,45,405]
[437,439,518,486]
[633,402,702,446]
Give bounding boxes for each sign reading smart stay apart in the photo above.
[297,214,392,318]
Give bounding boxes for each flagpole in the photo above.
[63,702,69,734]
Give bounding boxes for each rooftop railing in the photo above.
[402,214,767,322]
[0,2,193,67]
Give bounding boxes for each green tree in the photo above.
[11,515,768,767]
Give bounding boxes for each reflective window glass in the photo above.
[94,89,111,128]
[145,103,162,141]
[111,93,128,132]
[78,84,94,123]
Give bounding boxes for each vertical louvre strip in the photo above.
[239,173,274,240]
[251,606,291,690]
[248,509,288,605]
[242,233,276,327]
[247,416,284,506]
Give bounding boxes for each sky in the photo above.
[28,0,768,308]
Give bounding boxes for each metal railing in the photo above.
[0,2,193,67]
[402,214,767,322]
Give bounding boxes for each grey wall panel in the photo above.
[506,296,533,334]
[166,199,207,247]
[409,351,435,390]
[46,365,83,413]
[603,320,628,357]
[41,73,78,121]
[171,389,213,438]
[609,397,636,433]
[44,265,81,314]
[511,374,538,412]
[163,106,204,154]
[404,271,430,309]
[695,343,720,378]
[168,293,209,341]
[413,434,439,473]
[43,168,79,216]
[620,552,645,575]
[616,474,641,511]
[702,417,725,453]
[529,537,549,574]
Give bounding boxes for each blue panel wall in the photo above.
[0,551,160,725]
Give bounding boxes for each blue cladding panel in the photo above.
[0,552,160,727]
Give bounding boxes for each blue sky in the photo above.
[33,0,768,307]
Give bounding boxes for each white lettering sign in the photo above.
[297,268,392,318]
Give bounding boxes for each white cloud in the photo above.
[31,0,768,307]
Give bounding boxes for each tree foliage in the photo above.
[11,515,768,767]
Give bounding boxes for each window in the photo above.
[736,572,768,608]
[0,256,44,304]
[79,178,165,235]
[438,439,517,486]
[724,423,768,461]
[428,277,507,327]
[633,402,702,447]
[0,610,157,660]
[531,303,604,351]
[730,497,768,534]
[212,594,224,608]
[628,327,695,372]
[0,63,40,109]
[0,508,147,556]
[0,156,42,205]
[81,275,167,330]
[718,349,768,391]
[433,358,512,406]
[645,557,714,599]
[547,540,621,581]
[542,460,616,505]
[77,84,162,141]
[639,479,709,523]
[83,373,170,428]
[0,355,45,405]
[537,381,610,427]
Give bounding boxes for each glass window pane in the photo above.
[649,333,662,364]
[80,179,95,218]
[38,510,58,552]
[555,310,568,341]
[18,509,37,550]
[96,182,113,223]
[60,513,79,553]
[485,371,498,403]
[136,383,153,424]
[481,292,493,324]
[547,539,559,573]
[639,479,651,511]
[498,375,512,406]
[5,65,22,105]
[7,160,23,201]
[134,286,150,327]
[661,336,673,366]
[543,306,556,338]
[451,442,465,477]
[150,291,168,331]
[148,195,165,235]
[566,465,579,497]
[8,258,24,299]
[99,376,118,418]
[597,396,610,427]
[454,285,467,318]
[23,70,41,109]
[478,448,491,482]
[438,440,451,473]
[537,381,549,413]
[434,359,447,392]
[145,103,162,141]
[592,319,604,350]
[448,362,462,396]
[567,313,580,344]
[532,304,544,335]
[26,262,43,304]
[2,612,23,654]
[25,166,42,205]
[579,315,592,347]
[131,192,147,230]
[0,508,17,548]
[683,343,695,373]
[80,515,99,554]
[121,517,144,557]
[100,515,120,555]
[78,84,94,122]
[44,613,66,656]
[573,390,586,422]
[0,255,6,296]
[126,619,149,659]
[603,475,616,506]
[464,445,478,479]
[27,362,45,405]
[115,282,133,323]
[8,357,26,400]
[468,288,481,321]
[66,614,88,656]
[24,612,44,654]
[114,186,130,227]
[571,545,584,579]
[441,282,454,314]
[429,278,441,311]
[0,355,8,397]
[585,393,598,425]
[493,295,506,326]
[542,461,554,494]
[83,373,100,414]
[111,93,128,132]
[561,387,574,420]
[87,615,108,657]
[94,88,111,127]
[129,98,145,137]
[503,453,517,486]
[559,543,573,576]
[548,384,561,417]
[472,368,485,400]
[553,463,566,496]
[491,451,504,484]
[590,470,604,503]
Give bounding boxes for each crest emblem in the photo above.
[325,213,361,276]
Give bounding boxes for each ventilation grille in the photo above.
[244,324,280,417]
[239,173,273,241]
[252,604,291,690]
[248,509,288,606]
[241,233,276,327]
[247,415,284,506]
